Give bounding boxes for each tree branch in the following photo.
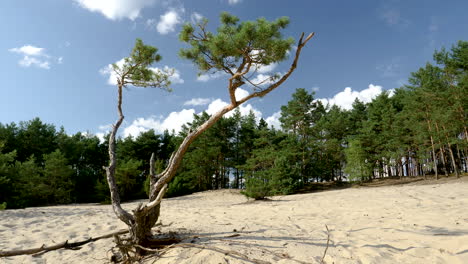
[238,32,315,104]
[0,230,128,257]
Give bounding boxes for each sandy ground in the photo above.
[1,178,468,264]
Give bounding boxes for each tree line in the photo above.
[0,41,466,207]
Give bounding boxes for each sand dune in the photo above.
[1,178,468,263]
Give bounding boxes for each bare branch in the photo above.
[321,225,331,263]
[149,153,156,199]
[143,184,168,212]
[237,32,315,105]
[0,230,128,257]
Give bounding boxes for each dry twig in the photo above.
[321,225,331,263]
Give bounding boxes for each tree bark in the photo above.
[442,125,459,178]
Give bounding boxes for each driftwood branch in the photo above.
[0,230,128,258]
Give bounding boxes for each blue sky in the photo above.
[1,0,467,139]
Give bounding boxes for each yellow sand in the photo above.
[1,179,467,263]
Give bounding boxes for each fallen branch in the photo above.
[321,225,331,263]
[0,230,128,258]
[154,243,271,264]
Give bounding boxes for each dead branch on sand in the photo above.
[321,225,331,263]
[0,230,128,258]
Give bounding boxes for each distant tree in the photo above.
[14,156,46,207]
[103,13,314,253]
[43,150,74,204]
[0,145,16,209]
[344,139,372,182]
[115,159,143,200]
[280,88,324,183]
[242,127,299,199]
[16,118,57,163]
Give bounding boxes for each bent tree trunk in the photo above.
[104,27,315,252]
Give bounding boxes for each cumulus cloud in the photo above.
[123,109,196,137]
[99,58,125,85]
[157,9,183,34]
[9,45,56,69]
[123,88,262,137]
[256,63,277,74]
[235,88,249,101]
[249,73,279,87]
[183,98,212,106]
[9,45,45,56]
[74,0,157,20]
[265,111,281,130]
[100,59,183,85]
[18,56,50,69]
[318,84,392,110]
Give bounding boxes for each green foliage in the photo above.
[344,139,372,182]
[115,159,143,200]
[179,12,294,73]
[242,128,299,199]
[94,178,111,203]
[0,202,6,210]
[43,150,75,204]
[113,39,172,89]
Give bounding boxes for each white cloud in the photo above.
[123,89,262,137]
[18,56,50,69]
[58,57,64,64]
[100,59,183,85]
[312,86,320,92]
[184,98,212,106]
[157,9,182,34]
[249,73,279,87]
[74,0,157,21]
[100,58,125,85]
[235,88,249,101]
[96,132,107,143]
[265,111,281,130]
[197,71,226,82]
[150,66,184,84]
[9,45,45,56]
[9,45,56,69]
[228,0,242,5]
[256,63,277,74]
[123,109,196,137]
[205,98,261,120]
[318,84,388,110]
[191,12,204,24]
